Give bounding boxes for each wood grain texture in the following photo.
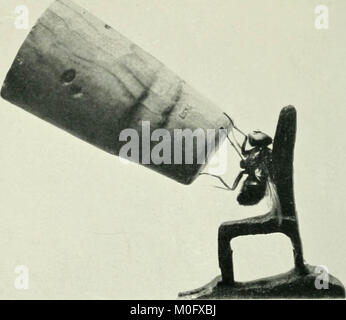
[1,0,231,184]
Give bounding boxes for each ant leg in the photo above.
[199,171,245,191]
[199,173,234,190]
[226,136,243,159]
[231,171,245,190]
[241,136,251,157]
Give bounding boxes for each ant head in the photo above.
[248,131,272,147]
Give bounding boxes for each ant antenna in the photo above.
[227,136,244,160]
[223,113,245,159]
[223,113,247,137]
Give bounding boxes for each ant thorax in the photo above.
[243,146,272,177]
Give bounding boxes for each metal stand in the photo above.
[218,105,308,284]
[179,106,346,299]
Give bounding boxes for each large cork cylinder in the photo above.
[1,0,232,184]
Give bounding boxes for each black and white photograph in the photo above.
[0,0,345,312]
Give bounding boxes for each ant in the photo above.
[200,113,281,214]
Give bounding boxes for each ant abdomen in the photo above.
[237,178,266,206]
